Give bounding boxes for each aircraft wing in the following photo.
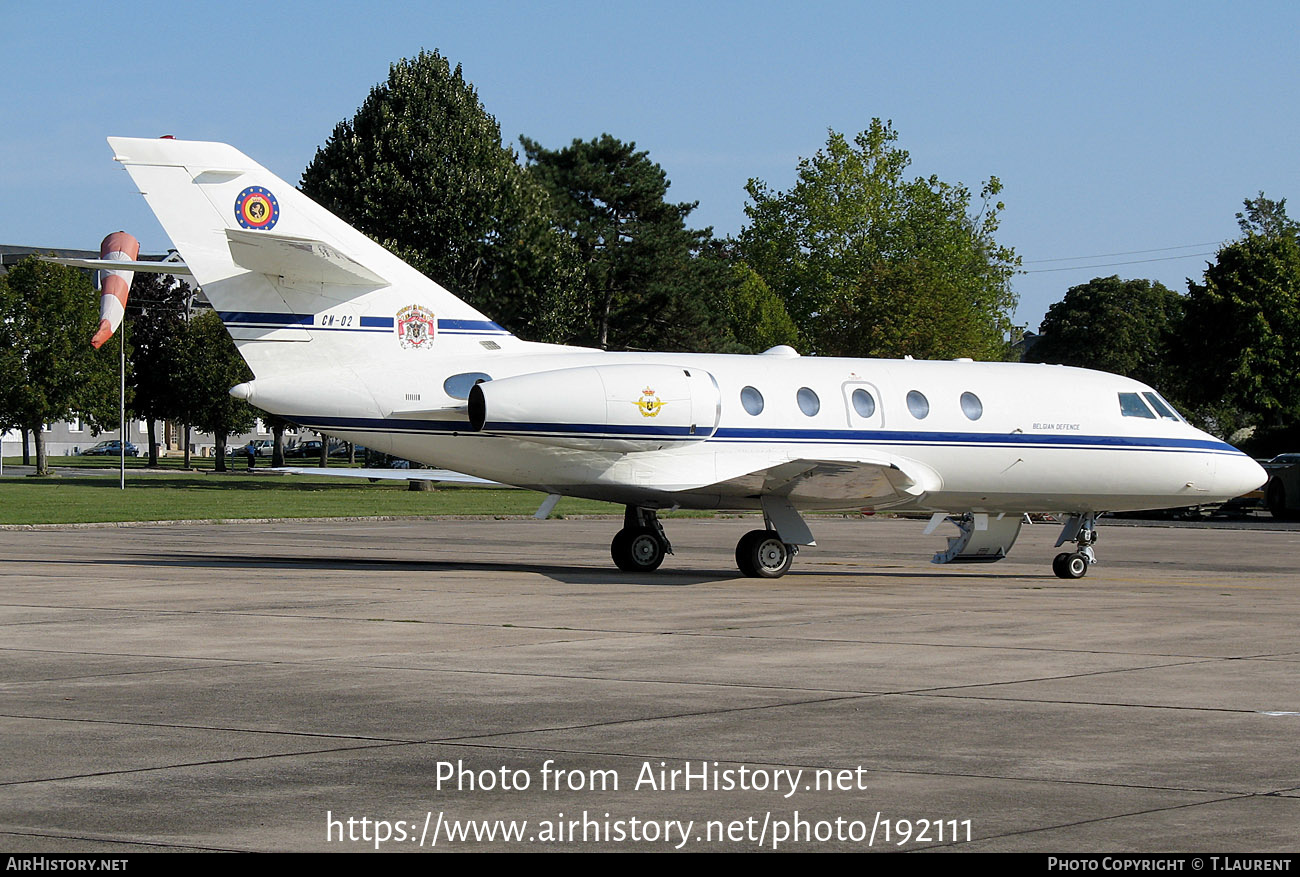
[272,467,501,485]
[701,454,938,507]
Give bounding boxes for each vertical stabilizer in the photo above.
[107,137,517,376]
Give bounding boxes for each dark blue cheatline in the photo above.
[218,312,511,336]
[286,414,1244,457]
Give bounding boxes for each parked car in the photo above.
[244,439,275,457]
[80,440,140,457]
[1262,453,1300,519]
[283,440,325,458]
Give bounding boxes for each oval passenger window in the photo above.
[851,388,876,418]
[797,387,820,416]
[906,390,929,419]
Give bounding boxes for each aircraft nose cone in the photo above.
[1216,452,1267,499]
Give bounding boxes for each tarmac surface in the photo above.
[1,515,1296,852]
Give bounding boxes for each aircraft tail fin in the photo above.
[107,137,515,375]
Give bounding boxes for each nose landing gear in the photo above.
[1053,513,1099,579]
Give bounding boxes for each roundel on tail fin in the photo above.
[234,186,280,230]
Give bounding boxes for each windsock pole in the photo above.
[94,232,140,489]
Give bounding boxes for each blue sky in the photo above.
[3,1,1296,333]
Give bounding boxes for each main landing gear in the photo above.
[611,506,672,572]
[735,528,795,578]
[1052,512,1099,579]
[611,503,806,578]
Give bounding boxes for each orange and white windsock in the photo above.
[91,231,140,349]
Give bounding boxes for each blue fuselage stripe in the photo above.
[217,313,511,335]
[285,415,1241,455]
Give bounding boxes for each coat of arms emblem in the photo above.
[637,387,664,417]
[397,305,436,349]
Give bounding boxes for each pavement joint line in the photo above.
[0,711,420,742]
[908,690,1299,715]
[0,664,247,686]
[957,792,1263,848]
[0,648,1267,701]
[885,657,1223,693]
[0,740,416,787]
[0,829,248,853]
[3,615,1291,662]
[436,693,878,745]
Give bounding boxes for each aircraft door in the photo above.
[842,382,884,429]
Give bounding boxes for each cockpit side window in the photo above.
[1118,392,1156,419]
[1142,392,1181,421]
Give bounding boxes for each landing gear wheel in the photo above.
[611,527,666,572]
[1052,551,1088,579]
[736,529,794,578]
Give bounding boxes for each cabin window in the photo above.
[906,390,930,419]
[741,386,764,415]
[443,372,492,400]
[960,392,983,421]
[1118,392,1156,418]
[851,388,876,418]
[797,387,820,416]
[1142,392,1180,421]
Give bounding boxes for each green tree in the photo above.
[738,121,1019,359]
[522,133,735,351]
[1179,194,1300,436]
[177,310,256,472]
[300,50,582,342]
[0,258,122,475]
[1026,276,1184,392]
[724,262,800,353]
[127,272,194,466]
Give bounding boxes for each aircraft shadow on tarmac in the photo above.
[68,551,1029,586]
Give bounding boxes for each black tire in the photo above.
[611,527,665,572]
[735,529,793,578]
[1053,551,1088,579]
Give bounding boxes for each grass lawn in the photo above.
[0,469,627,525]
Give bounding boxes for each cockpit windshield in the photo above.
[1142,392,1182,421]
[1118,392,1156,419]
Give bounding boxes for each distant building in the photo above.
[1012,330,1042,361]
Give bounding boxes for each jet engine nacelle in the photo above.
[468,364,721,452]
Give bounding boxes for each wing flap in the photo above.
[697,455,940,507]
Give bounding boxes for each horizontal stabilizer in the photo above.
[42,257,192,276]
[226,229,390,286]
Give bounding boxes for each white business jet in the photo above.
[67,137,1267,579]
